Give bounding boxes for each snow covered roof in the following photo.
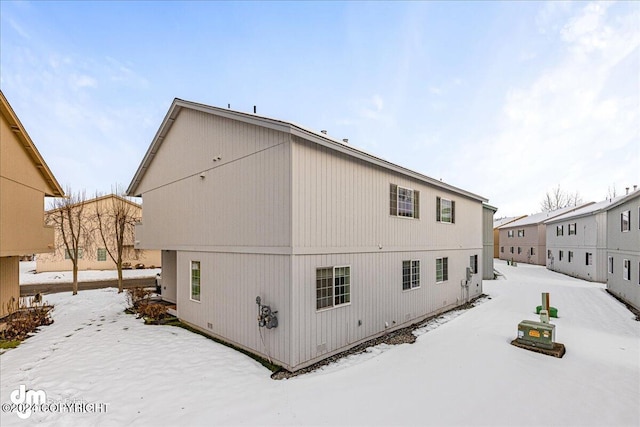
[544,195,627,224]
[493,216,526,229]
[498,203,593,228]
[127,98,488,204]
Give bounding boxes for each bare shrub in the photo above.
[1,297,54,342]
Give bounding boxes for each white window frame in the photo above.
[559,250,564,261]
[436,257,448,283]
[517,247,522,255]
[621,210,630,232]
[568,223,577,235]
[517,229,525,237]
[316,265,351,311]
[507,230,514,238]
[608,256,614,274]
[437,197,454,224]
[470,255,478,274]
[556,225,564,236]
[568,251,573,263]
[97,248,107,262]
[402,260,420,290]
[623,259,630,281]
[586,252,593,266]
[547,250,552,259]
[190,261,201,302]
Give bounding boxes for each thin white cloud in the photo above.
[461,1,640,216]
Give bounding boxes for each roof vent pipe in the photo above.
[253,106,256,114]
[321,130,327,135]
[634,185,638,191]
[343,138,349,143]
[626,187,630,195]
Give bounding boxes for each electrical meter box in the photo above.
[517,320,555,350]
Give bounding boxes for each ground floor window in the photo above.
[623,259,630,281]
[97,248,107,262]
[470,255,478,274]
[402,260,420,290]
[517,247,522,254]
[608,256,614,274]
[559,250,564,261]
[510,247,514,254]
[316,266,351,310]
[530,247,535,256]
[568,251,573,263]
[65,248,84,260]
[436,257,448,283]
[586,253,593,266]
[501,246,504,253]
[547,250,551,259]
[191,261,201,302]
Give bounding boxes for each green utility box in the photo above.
[517,320,555,350]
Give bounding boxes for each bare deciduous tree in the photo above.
[94,186,141,293]
[606,184,617,200]
[47,188,91,295]
[540,185,583,211]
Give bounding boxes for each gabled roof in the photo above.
[494,215,526,229]
[127,98,488,203]
[45,194,141,214]
[498,203,593,228]
[0,90,64,197]
[544,195,627,224]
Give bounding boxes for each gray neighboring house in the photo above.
[545,196,626,282]
[127,98,491,372]
[606,189,640,311]
[483,204,498,279]
[498,205,592,266]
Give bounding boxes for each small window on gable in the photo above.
[390,184,419,219]
[436,197,455,224]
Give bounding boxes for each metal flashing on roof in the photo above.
[127,98,488,203]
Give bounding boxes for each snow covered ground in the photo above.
[1,260,638,426]
[19,261,160,284]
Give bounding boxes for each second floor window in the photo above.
[436,197,455,223]
[556,225,564,236]
[390,184,419,218]
[569,223,577,235]
[621,210,630,232]
[517,229,525,237]
[507,230,514,238]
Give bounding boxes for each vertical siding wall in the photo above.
[289,137,483,370]
[606,197,640,310]
[0,256,19,318]
[176,251,292,369]
[137,109,291,250]
[483,206,496,280]
[498,224,546,265]
[161,250,177,303]
[545,214,607,282]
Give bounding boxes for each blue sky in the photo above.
[1,1,638,216]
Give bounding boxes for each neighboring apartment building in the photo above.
[0,90,64,317]
[606,189,640,311]
[483,204,498,279]
[498,205,591,266]
[37,194,161,272]
[128,98,491,372]
[493,216,526,258]
[545,197,625,282]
